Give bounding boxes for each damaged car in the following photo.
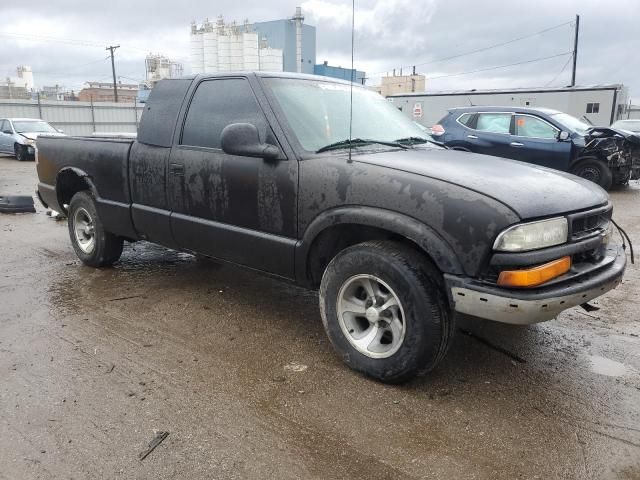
[431,106,640,189]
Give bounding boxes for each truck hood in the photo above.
[353,148,608,219]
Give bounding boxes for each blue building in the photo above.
[253,13,316,74]
[314,62,366,84]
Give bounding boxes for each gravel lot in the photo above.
[1,154,639,479]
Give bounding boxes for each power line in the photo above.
[0,31,150,53]
[423,51,572,81]
[369,19,573,76]
[545,55,573,87]
[372,52,573,89]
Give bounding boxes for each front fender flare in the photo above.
[295,206,465,285]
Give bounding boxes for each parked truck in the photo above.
[36,73,626,383]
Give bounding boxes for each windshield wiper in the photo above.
[394,136,448,149]
[316,138,408,153]
[394,136,430,145]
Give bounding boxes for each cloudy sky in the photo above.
[1,0,638,101]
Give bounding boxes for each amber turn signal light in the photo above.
[497,256,571,288]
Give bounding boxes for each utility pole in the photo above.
[106,45,120,102]
[570,14,579,87]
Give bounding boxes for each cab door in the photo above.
[167,77,298,278]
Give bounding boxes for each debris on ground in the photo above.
[138,431,169,461]
[0,195,35,214]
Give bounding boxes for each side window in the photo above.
[476,113,511,134]
[181,78,266,149]
[515,115,558,139]
[0,120,7,132]
[457,113,474,127]
[586,102,600,114]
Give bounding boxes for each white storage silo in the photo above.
[189,26,205,74]
[229,29,244,71]
[259,48,284,72]
[203,29,218,73]
[217,30,231,71]
[243,32,259,71]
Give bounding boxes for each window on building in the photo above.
[514,115,558,139]
[181,78,267,149]
[586,102,600,114]
[476,113,512,134]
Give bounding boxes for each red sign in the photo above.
[413,102,423,119]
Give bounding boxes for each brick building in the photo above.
[78,81,138,103]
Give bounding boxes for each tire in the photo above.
[319,240,454,383]
[67,191,123,267]
[14,144,27,161]
[571,158,613,190]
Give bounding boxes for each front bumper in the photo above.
[444,244,626,325]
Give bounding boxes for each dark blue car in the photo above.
[431,106,639,189]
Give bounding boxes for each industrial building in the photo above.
[314,61,366,84]
[189,7,315,74]
[371,73,426,97]
[0,66,34,99]
[390,84,630,127]
[78,81,138,103]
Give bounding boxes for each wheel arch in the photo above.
[55,167,98,214]
[295,206,464,288]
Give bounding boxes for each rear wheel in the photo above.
[68,191,123,267]
[571,158,612,190]
[14,144,27,161]
[319,240,454,383]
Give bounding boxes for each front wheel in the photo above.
[319,241,454,383]
[14,144,27,161]
[571,158,612,190]
[68,191,123,267]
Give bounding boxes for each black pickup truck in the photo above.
[36,73,626,383]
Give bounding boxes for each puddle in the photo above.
[588,355,629,377]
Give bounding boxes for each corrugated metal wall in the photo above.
[0,99,143,136]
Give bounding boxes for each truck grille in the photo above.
[569,206,612,241]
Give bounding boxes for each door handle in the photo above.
[169,163,185,176]
[467,134,478,139]
[510,142,524,147]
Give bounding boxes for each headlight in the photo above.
[494,217,568,252]
[23,138,35,145]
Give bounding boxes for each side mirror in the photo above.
[558,131,570,141]
[57,129,64,134]
[220,123,279,160]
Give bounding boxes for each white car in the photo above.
[0,118,65,161]
[611,119,640,134]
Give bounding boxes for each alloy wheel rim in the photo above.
[73,207,96,254]
[337,274,406,359]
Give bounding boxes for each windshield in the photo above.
[612,120,640,132]
[12,120,57,134]
[549,113,591,135]
[264,78,433,152]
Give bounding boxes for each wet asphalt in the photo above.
[0,154,639,479]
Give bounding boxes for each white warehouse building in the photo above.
[389,84,630,127]
[190,17,284,73]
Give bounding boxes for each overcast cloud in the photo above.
[1,0,638,102]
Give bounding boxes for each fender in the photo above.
[54,167,99,213]
[295,206,465,285]
[55,167,137,239]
